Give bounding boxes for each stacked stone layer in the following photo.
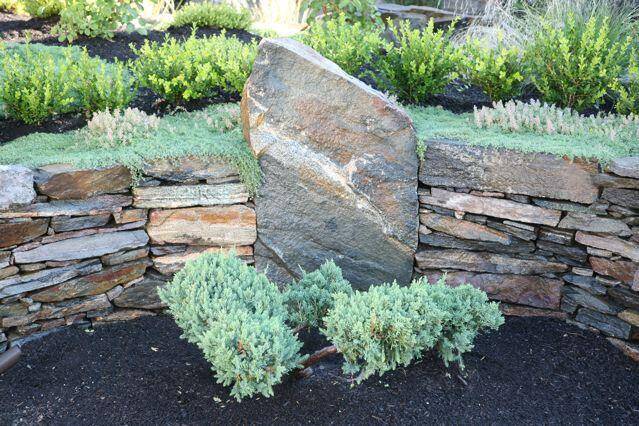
[0,157,256,351]
[416,140,639,357]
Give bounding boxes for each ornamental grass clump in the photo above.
[379,19,463,103]
[130,32,257,104]
[170,2,252,29]
[299,14,390,78]
[474,99,639,145]
[158,252,304,401]
[0,44,135,125]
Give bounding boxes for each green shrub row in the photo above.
[0,32,256,124]
[0,43,135,124]
[159,252,503,401]
[170,2,252,30]
[302,14,639,113]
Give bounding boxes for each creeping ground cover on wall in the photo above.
[0,103,261,194]
[407,105,639,164]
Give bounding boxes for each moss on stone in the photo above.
[0,104,262,195]
[406,105,639,163]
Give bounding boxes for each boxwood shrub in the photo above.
[170,2,252,30]
[0,43,135,125]
[130,32,258,104]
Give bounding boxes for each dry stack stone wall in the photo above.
[0,157,256,352]
[416,140,639,359]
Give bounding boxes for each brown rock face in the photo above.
[241,38,419,287]
[35,164,132,200]
[602,188,639,209]
[421,270,563,309]
[421,188,562,226]
[415,249,568,275]
[609,157,639,179]
[420,212,511,244]
[152,246,253,275]
[142,156,239,183]
[559,213,632,236]
[0,218,49,248]
[147,206,257,246]
[0,195,132,219]
[132,183,248,209]
[575,232,639,262]
[589,257,639,287]
[419,140,599,204]
[31,260,151,302]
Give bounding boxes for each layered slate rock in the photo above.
[589,257,639,287]
[0,260,102,298]
[601,188,639,209]
[241,38,419,287]
[35,164,131,200]
[420,212,511,244]
[0,165,36,210]
[609,156,639,179]
[558,213,632,236]
[113,273,167,310]
[575,232,639,262]
[419,140,599,204]
[0,219,49,248]
[415,249,568,275]
[142,156,240,183]
[422,270,563,309]
[152,245,253,275]
[13,230,149,264]
[132,183,248,208]
[0,195,131,218]
[421,188,562,226]
[146,206,256,246]
[50,214,111,233]
[31,259,151,302]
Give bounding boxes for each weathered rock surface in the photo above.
[609,157,639,179]
[608,286,639,309]
[0,219,49,248]
[602,188,639,209]
[559,213,632,236]
[536,240,587,262]
[589,257,639,287]
[50,214,111,233]
[147,206,256,246]
[132,183,248,208]
[421,270,562,309]
[499,304,567,319]
[113,272,166,310]
[420,212,511,244]
[419,231,535,254]
[562,274,606,295]
[0,266,18,280]
[101,247,149,266]
[0,260,102,298]
[575,232,639,261]
[0,195,132,218]
[142,156,239,183]
[563,287,622,315]
[152,245,253,275]
[35,164,131,200]
[13,230,149,264]
[31,260,150,302]
[0,165,36,210]
[241,38,419,287]
[113,209,147,224]
[419,140,599,204]
[92,309,155,323]
[415,249,567,275]
[575,308,631,338]
[421,188,561,226]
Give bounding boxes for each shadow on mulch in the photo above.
[1,315,638,425]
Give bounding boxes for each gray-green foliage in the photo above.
[323,282,444,382]
[0,103,262,196]
[413,277,504,367]
[284,260,353,329]
[158,251,304,401]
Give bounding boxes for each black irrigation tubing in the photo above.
[0,346,22,375]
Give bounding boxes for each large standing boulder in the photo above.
[241,38,419,288]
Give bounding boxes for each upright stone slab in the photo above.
[241,38,419,288]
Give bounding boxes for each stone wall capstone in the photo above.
[241,38,419,288]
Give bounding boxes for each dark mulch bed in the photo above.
[1,316,638,425]
[0,12,258,61]
[0,12,259,143]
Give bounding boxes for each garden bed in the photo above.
[1,315,638,424]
